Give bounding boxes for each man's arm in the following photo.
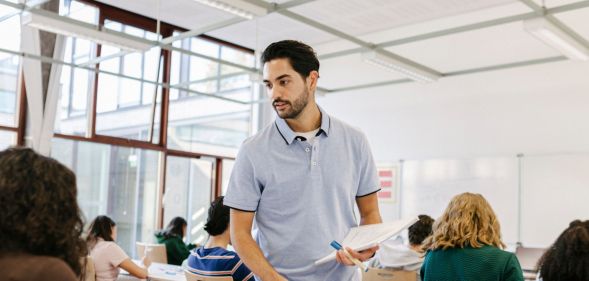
[336,192,382,265]
[230,209,287,281]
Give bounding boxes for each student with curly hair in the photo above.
[155,217,196,265]
[0,147,87,281]
[420,192,524,281]
[186,196,253,281]
[536,220,589,281]
[87,215,151,281]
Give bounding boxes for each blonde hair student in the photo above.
[420,192,524,281]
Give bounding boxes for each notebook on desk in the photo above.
[314,217,418,265]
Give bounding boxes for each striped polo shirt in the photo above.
[186,246,254,281]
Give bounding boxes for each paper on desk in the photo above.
[314,217,419,265]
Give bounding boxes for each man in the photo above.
[371,214,434,277]
[224,40,382,281]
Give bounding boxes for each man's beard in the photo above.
[273,88,309,119]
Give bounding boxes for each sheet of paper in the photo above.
[314,217,419,265]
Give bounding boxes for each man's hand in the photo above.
[335,245,379,266]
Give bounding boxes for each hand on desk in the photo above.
[335,245,379,266]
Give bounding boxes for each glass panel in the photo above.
[0,15,21,127]
[221,159,235,195]
[96,20,162,143]
[0,130,16,150]
[54,1,98,136]
[51,138,159,257]
[163,156,214,245]
[221,46,255,68]
[60,0,99,25]
[168,33,254,155]
[167,96,250,157]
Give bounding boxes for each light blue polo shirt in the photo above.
[224,106,380,281]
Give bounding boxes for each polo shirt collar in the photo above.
[275,105,331,145]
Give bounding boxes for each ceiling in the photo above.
[93,0,589,91]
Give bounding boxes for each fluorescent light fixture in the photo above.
[22,9,153,52]
[524,17,589,61]
[362,50,441,83]
[193,0,267,20]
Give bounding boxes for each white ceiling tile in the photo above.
[385,22,561,73]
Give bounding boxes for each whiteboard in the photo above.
[521,153,589,247]
[401,157,519,244]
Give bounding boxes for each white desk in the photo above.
[118,261,186,281]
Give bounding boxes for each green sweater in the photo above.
[155,234,196,266]
[420,245,524,281]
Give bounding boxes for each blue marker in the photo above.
[330,240,368,272]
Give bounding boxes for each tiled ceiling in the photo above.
[93,0,589,91]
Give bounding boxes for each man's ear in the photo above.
[307,70,319,92]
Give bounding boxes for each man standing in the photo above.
[224,40,382,281]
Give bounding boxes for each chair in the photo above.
[184,269,233,281]
[80,255,96,281]
[362,268,417,281]
[515,246,546,280]
[136,242,168,264]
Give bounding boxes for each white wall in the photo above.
[318,60,589,245]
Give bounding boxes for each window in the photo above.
[55,1,99,136]
[51,138,159,257]
[167,36,254,157]
[0,13,21,127]
[221,159,235,195]
[0,130,16,150]
[94,20,163,143]
[163,156,215,245]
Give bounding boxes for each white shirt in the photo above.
[295,128,320,143]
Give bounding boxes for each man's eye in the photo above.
[265,84,272,89]
[280,80,289,86]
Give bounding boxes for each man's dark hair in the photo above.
[0,147,87,275]
[203,196,229,236]
[261,40,319,78]
[537,220,589,281]
[408,214,434,245]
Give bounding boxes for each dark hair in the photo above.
[86,215,116,249]
[0,147,87,275]
[203,196,229,236]
[261,40,320,79]
[408,214,434,245]
[158,217,187,239]
[537,220,589,281]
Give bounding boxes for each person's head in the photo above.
[160,217,187,239]
[0,147,86,275]
[86,215,117,248]
[537,220,589,281]
[203,196,229,237]
[261,40,320,120]
[408,214,434,246]
[422,192,504,251]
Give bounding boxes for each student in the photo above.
[87,215,151,281]
[186,196,253,281]
[155,217,197,265]
[420,192,524,281]
[226,40,382,281]
[536,220,589,281]
[371,214,434,277]
[0,147,87,281]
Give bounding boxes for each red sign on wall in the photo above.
[377,165,397,202]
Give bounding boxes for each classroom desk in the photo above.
[118,261,186,281]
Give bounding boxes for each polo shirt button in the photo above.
[305,148,310,152]
[312,161,317,166]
